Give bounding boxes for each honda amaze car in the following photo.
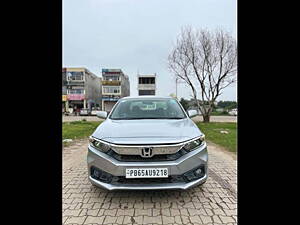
[87,96,208,190]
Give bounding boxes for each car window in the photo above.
[110,99,186,120]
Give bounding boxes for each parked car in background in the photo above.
[187,107,201,115]
[87,96,208,190]
[228,108,237,116]
[80,108,89,116]
[91,107,102,116]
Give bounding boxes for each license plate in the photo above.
[125,168,168,178]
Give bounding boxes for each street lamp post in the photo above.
[175,77,185,98]
[175,77,178,98]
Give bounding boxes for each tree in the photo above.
[179,98,189,111]
[168,26,237,122]
[217,101,237,110]
[169,93,176,98]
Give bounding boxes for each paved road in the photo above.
[63,140,237,225]
[192,116,237,123]
[63,116,237,123]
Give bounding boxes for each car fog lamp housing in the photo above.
[89,136,110,152]
[183,135,205,152]
[194,168,202,176]
[184,165,205,182]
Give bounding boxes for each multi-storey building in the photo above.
[62,68,68,112]
[101,69,130,112]
[62,67,101,113]
[137,73,156,96]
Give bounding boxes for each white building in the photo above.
[137,73,156,96]
[101,69,130,112]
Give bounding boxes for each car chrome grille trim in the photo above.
[91,136,201,156]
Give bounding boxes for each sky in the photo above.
[63,0,237,101]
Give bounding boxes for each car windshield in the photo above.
[109,98,186,120]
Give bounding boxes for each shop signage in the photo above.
[102,97,119,101]
[67,94,85,100]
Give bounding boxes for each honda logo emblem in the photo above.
[141,147,153,158]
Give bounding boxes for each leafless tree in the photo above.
[168,26,237,122]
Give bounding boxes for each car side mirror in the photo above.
[187,110,198,118]
[96,111,107,119]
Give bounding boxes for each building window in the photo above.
[139,77,155,84]
[104,76,120,81]
[67,72,84,81]
[67,89,85,94]
[103,86,121,94]
[139,90,155,95]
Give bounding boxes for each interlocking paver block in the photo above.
[199,215,213,224]
[62,140,237,225]
[64,209,82,217]
[65,216,87,224]
[135,209,152,216]
[84,216,104,224]
[219,215,236,223]
[162,216,175,224]
[103,216,117,224]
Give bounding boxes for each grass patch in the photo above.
[62,121,102,144]
[210,111,229,116]
[196,122,237,153]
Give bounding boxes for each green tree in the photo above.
[217,101,237,110]
[179,98,189,110]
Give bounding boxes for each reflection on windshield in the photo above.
[110,99,186,120]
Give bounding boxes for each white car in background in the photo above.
[80,108,89,116]
[91,107,102,116]
[228,108,237,116]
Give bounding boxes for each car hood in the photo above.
[92,118,202,144]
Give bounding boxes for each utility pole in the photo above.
[175,77,185,99]
[175,77,178,98]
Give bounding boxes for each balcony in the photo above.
[66,81,85,87]
[102,80,121,86]
[102,92,121,96]
[138,84,156,90]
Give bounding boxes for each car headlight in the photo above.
[183,135,205,152]
[89,136,110,152]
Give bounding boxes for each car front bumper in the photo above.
[87,143,208,190]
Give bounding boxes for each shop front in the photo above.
[67,94,86,115]
[102,96,120,113]
[62,95,67,113]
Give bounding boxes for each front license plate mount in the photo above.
[125,168,168,178]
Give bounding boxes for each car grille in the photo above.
[111,175,187,185]
[107,148,189,162]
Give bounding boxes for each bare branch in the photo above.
[167,26,237,122]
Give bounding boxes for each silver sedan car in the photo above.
[87,96,208,190]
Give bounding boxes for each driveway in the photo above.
[63,140,237,225]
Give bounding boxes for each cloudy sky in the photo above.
[63,0,237,101]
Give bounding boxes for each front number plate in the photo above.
[125,168,168,178]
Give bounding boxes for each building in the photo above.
[137,73,156,95]
[62,67,102,113]
[62,68,68,112]
[101,69,130,112]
